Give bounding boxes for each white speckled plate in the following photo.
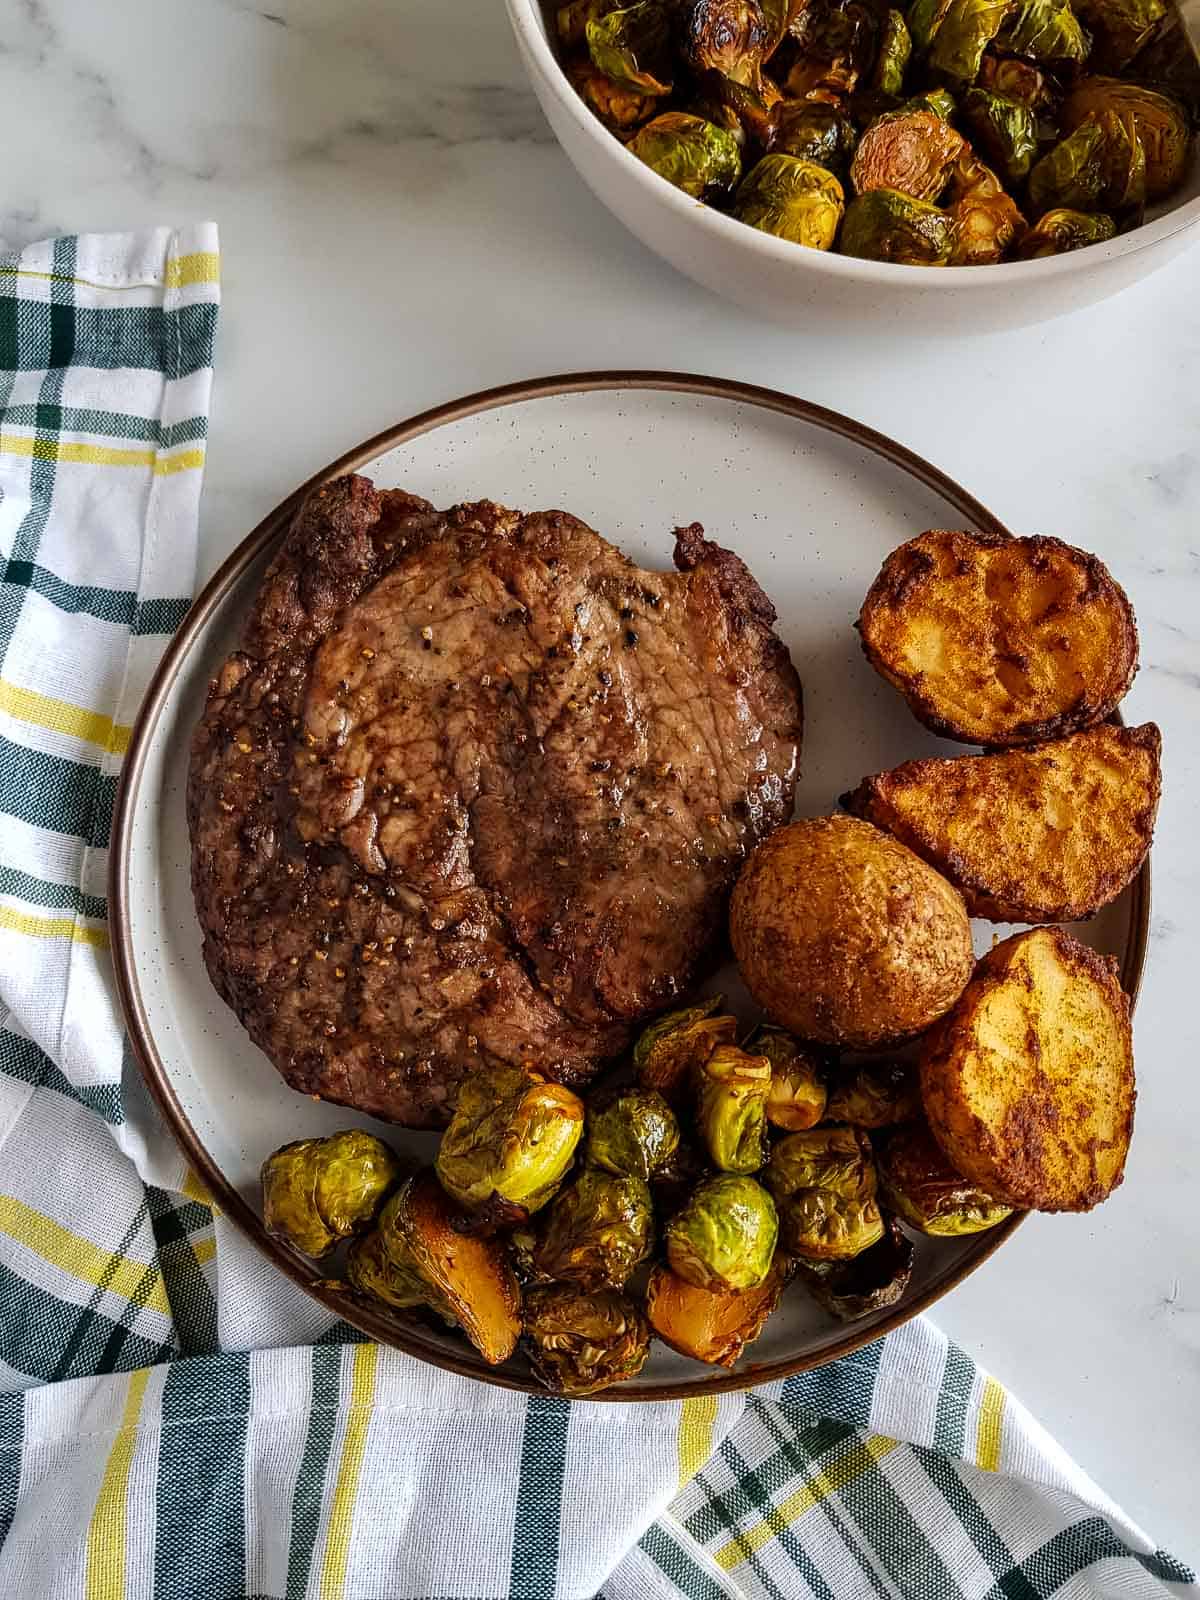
[110,373,1148,1399]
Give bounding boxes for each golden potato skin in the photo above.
[843,722,1161,924]
[730,816,974,1049]
[920,927,1134,1213]
[857,530,1138,747]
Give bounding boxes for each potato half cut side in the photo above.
[843,722,1161,923]
[857,530,1138,747]
[920,927,1134,1213]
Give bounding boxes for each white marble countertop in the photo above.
[5,0,1197,1562]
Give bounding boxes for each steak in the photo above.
[188,475,802,1126]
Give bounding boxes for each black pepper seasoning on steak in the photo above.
[188,475,802,1127]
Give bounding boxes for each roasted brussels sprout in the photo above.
[1126,11,1200,119]
[906,0,952,55]
[825,1061,919,1128]
[694,69,784,144]
[751,1026,828,1131]
[850,109,965,199]
[665,1174,779,1291]
[681,0,771,85]
[558,0,621,48]
[946,150,1026,262]
[1074,0,1166,71]
[977,52,1051,108]
[435,1065,584,1225]
[381,1173,521,1364]
[1028,119,1108,213]
[784,0,880,98]
[872,9,913,94]
[1017,206,1118,254]
[586,1,674,94]
[586,1086,680,1179]
[346,1227,434,1313]
[262,1131,401,1259]
[532,1169,654,1290]
[769,100,858,175]
[877,1123,1014,1235]
[734,155,845,248]
[961,87,1040,182]
[995,0,1089,62]
[925,0,1011,87]
[903,86,959,121]
[630,112,744,198]
[645,1255,792,1366]
[840,187,956,262]
[793,1213,913,1318]
[695,1044,773,1171]
[567,58,660,134]
[1063,78,1192,199]
[634,997,738,1100]
[523,1283,650,1395]
[780,1188,885,1259]
[764,1124,878,1202]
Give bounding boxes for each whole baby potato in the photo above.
[730,816,973,1048]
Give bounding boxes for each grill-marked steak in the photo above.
[188,475,802,1126]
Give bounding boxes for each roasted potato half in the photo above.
[920,927,1135,1212]
[844,722,1161,923]
[730,815,974,1049]
[857,530,1138,747]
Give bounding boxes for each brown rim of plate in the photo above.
[108,370,1151,1402]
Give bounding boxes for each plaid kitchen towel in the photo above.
[0,228,1193,1600]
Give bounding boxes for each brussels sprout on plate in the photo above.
[586,1086,680,1179]
[586,1,674,94]
[763,1124,878,1202]
[634,996,738,1100]
[645,1254,793,1366]
[877,1123,1014,1235]
[435,1064,584,1228]
[695,1043,774,1170]
[533,1169,655,1290]
[825,1061,919,1129]
[850,109,965,199]
[840,187,956,263]
[751,1026,828,1131]
[262,1130,401,1260]
[346,1226,440,1314]
[779,1188,886,1259]
[1017,206,1118,254]
[961,87,1040,182]
[793,1213,914,1318]
[523,1282,650,1395]
[665,1174,779,1291]
[380,1173,522,1364]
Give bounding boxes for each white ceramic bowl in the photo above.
[506,0,1200,334]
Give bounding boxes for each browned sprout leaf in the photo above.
[645,1255,792,1366]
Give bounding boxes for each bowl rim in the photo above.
[109,369,1150,1401]
[506,0,1200,287]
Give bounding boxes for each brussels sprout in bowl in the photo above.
[505,0,1200,331]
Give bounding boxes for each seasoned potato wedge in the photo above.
[857,530,1138,747]
[645,1257,790,1368]
[392,1171,521,1364]
[920,927,1134,1212]
[843,722,1161,923]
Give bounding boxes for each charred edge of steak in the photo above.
[673,521,778,630]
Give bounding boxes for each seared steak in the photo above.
[189,476,802,1126]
